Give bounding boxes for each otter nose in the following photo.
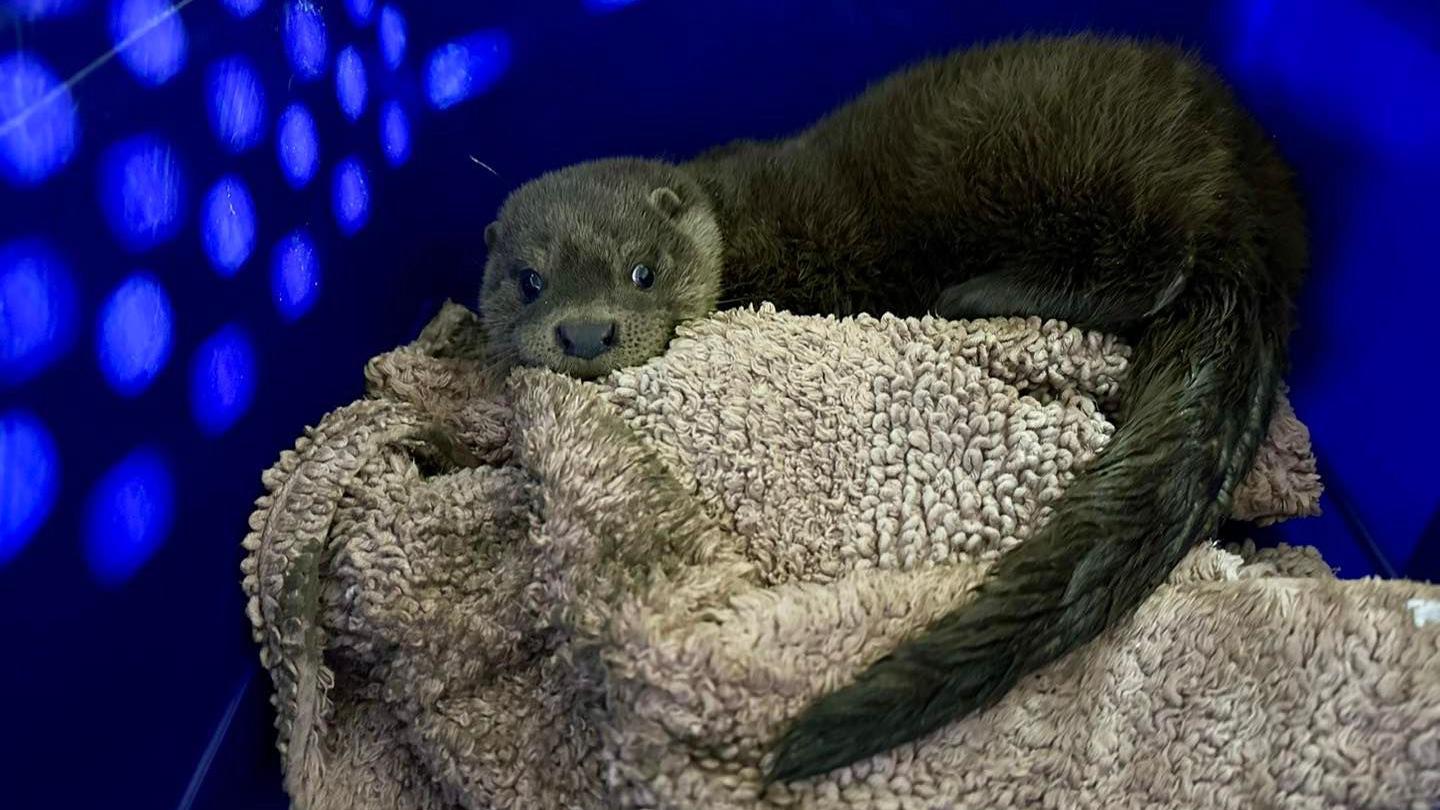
[555,320,618,360]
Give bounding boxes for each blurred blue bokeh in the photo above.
[111,0,188,87]
[97,272,173,395]
[206,56,266,154]
[275,102,319,188]
[0,53,78,185]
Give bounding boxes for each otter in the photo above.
[477,34,1308,782]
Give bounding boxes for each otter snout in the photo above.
[555,319,618,360]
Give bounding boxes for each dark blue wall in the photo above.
[1,0,1435,806]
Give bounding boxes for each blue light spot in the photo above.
[0,53,79,187]
[111,0,188,86]
[332,156,369,236]
[0,239,77,386]
[202,176,257,275]
[584,0,640,12]
[335,46,368,121]
[426,31,511,110]
[378,5,406,69]
[276,103,319,189]
[100,134,186,252]
[345,0,372,26]
[191,325,256,436]
[97,273,172,396]
[380,100,410,167]
[11,0,88,19]
[0,411,59,565]
[207,56,266,153]
[84,446,174,586]
[284,1,328,81]
[222,0,262,17]
[272,230,320,321]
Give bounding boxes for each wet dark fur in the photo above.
[480,34,1308,783]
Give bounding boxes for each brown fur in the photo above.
[479,33,1308,782]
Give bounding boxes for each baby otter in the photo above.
[479,161,724,377]
[479,34,1308,782]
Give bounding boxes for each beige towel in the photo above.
[241,302,1440,809]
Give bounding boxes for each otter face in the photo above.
[479,159,724,379]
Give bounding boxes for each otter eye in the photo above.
[631,263,655,290]
[519,269,545,303]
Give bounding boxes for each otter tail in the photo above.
[766,285,1288,783]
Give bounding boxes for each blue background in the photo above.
[1,0,1436,806]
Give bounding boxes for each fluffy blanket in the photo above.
[241,302,1440,809]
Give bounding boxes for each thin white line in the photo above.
[0,0,198,140]
[174,669,252,810]
[468,154,498,175]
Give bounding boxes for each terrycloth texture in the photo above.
[242,302,1440,810]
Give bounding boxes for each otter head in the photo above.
[479,159,724,379]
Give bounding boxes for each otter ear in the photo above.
[484,221,500,249]
[648,187,685,220]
